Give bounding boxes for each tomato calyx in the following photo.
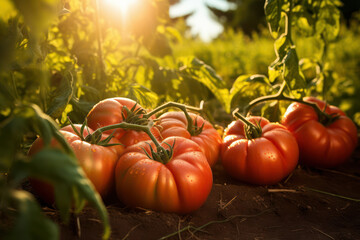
[141,141,175,164]
[190,117,205,136]
[122,104,149,126]
[68,118,121,147]
[232,108,262,139]
[316,103,340,126]
[82,119,174,162]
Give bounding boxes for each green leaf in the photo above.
[17,148,110,240]
[264,0,284,38]
[274,33,292,60]
[127,83,158,109]
[143,32,172,57]
[68,97,95,124]
[181,57,229,112]
[293,4,315,36]
[268,33,292,84]
[11,0,58,36]
[322,70,335,97]
[4,190,59,240]
[268,61,282,83]
[230,74,270,113]
[315,0,341,41]
[299,58,319,83]
[260,101,287,123]
[0,104,70,172]
[46,71,74,119]
[164,26,182,43]
[282,48,306,90]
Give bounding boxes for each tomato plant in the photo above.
[221,112,299,185]
[282,97,358,168]
[87,97,161,147]
[156,111,222,167]
[28,124,125,203]
[115,136,213,213]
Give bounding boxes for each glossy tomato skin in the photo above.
[282,97,358,168]
[221,117,299,185]
[157,112,222,167]
[87,97,161,147]
[28,124,125,204]
[115,137,213,213]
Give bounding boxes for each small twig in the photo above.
[186,229,203,240]
[283,172,294,184]
[304,187,360,202]
[177,217,182,240]
[219,196,238,210]
[312,226,335,240]
[121,223,141,240]
[268,189,299,193]
[76,216,81,239]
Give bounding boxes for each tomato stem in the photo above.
[86,121,173,163]
[145,101,203,135]
[232,109,262,139]
[245,82,334,124]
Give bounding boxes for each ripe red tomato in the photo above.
[115,137,213,213]
[28,124,124,204]
[87,97,161,147]
[156,112,222,167]
[282,97,358,168]
[221,116,299,185]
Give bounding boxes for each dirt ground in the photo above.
[42,144,360,240]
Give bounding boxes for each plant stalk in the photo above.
[232,108,262,139]
[145,102,202,135]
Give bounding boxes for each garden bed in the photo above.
[43,145,360,240]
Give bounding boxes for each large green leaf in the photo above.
[315,0,341,41]
[46,71,74,119]
[283,48,306,90]
[264,0,284,38]
[179,57,229,112]
[0,104,110,240]
[17,148,110,240]
[0,105,61,172]
[4,190,59,240]
[127,83,159,108]
[229,74,270,113]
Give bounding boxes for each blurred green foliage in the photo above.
[170,11,360,125]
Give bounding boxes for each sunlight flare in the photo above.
[104,0,138,18]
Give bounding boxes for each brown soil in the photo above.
[44,147,360,240]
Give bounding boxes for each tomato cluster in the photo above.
[28,97,358,213]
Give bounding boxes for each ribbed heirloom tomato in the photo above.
[156,112,222,167]
[221,116,299,185]
[87,97,160,147]
[115,136,213,213]
[282,97,358,168]
[28,124,124,204]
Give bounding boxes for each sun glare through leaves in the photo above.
[104,0,138,21]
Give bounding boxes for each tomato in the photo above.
[282,97,358,168]
[28,124,124,204]
[156,112,222,167]
[115,137,213,213]
[221,116,299,185]
[87,97,161,147]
